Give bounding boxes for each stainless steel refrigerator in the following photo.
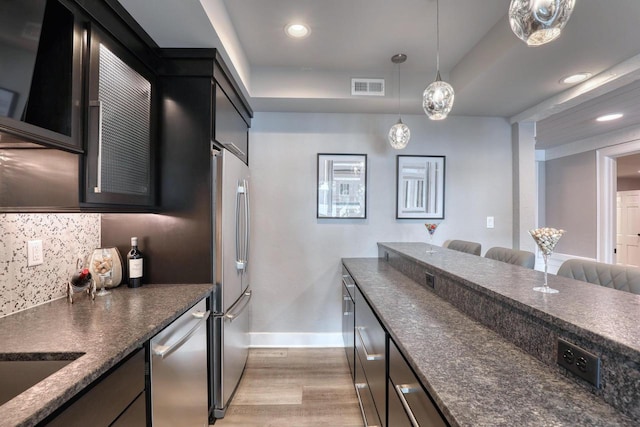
[210,147,252,419]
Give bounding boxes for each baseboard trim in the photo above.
[249,332,343,348]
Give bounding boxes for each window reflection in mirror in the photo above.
[317,154,367,219]
[397,155,445,219]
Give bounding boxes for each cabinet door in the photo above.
[214,83,249,165]
[84,24,155,207]
[342,281,355,379]
[0,0,83,152]
[389,339,448,427]
[355,287,386,426]
[46,348,145,426]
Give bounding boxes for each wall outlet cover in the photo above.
[557,338,600,388]
[27,240,44,267]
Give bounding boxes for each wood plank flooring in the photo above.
[213,348,363,426]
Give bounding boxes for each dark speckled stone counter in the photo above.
[342,257,635,426]
[0,283,212,427]
[376,242,640,421]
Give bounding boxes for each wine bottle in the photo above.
[127,237,144,288]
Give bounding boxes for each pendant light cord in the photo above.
[436,0,440,74]
[397,62,401,118]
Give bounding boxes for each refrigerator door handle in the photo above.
[244,179,250,267]
[222,290,252,322]
[235,181,246,271]
[152,310,211,359]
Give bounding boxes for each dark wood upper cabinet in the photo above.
[214,83,249,165]
[0,0,83,152]
[0,0,160,212]
[82,23,156,208]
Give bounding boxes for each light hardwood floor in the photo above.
[213,348,363,426]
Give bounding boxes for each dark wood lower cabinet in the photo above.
[111,391,147,426]
[345,262,448,427]
[44,348,145,426]
[388,339,448,427]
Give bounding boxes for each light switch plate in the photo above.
[486,216,495,228]
[27,240,44,267]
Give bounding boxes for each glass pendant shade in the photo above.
[388,119,410,149]
[423,0,454,120]
[422,73,455,120]
[389,53,410,149]
[509,0,576,46]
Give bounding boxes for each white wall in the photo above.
[249,112,513,346]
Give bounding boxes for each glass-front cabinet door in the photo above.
[84,24,155,207]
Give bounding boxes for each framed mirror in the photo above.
[396,155,445,219]
[317,153,367,219]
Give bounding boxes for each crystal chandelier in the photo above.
[423,0,454,120]
[388,54,410,149]
[509,0,576,46]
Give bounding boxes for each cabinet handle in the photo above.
[394,383,421,427]
[89,100,103,193]
[152,310,211,359]
[354,383,380,427]
[355,327,383,361]
[341,276,355,289]
[223,290,252,322]
[222,142,246,157]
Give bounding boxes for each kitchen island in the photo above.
[0,283,212,427]
[343,242,640,426]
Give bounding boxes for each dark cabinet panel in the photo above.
[0,0,83,152]
[355,286,386,426]
[388,339,448,427]
[45,348,146,426]
[83,24,156,208]
[342,268,355,380]
[214,83,249,164]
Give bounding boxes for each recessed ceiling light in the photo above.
[596,113,624,122]
[560,72,592,84]
[285,23,310,38]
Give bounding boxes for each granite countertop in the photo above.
[342,258,635,426]
[378,242,640,361]
[0,283,212,427]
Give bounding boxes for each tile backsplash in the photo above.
[0,214,100,317]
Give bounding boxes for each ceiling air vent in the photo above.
[351,78,385,96]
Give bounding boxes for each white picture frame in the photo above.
[396,155,445,219]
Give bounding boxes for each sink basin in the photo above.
[0,352,84,406]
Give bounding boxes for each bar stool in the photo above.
[445,240,481,256]
[556,259,640,295]
[484,247,535,269]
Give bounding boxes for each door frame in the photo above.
[597,139,640,263]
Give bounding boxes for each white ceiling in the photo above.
[119,0,640,148]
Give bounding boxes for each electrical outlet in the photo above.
[425,271,435,289]
[486,216,495,228]
[27,240,44,267]
[557,338,600,388]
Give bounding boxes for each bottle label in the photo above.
[129,259,143,279]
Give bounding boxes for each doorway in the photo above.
[615,154,640,266]
[597,140,640,264]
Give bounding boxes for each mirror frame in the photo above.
[396,155,445,219]
[317,153,367,219]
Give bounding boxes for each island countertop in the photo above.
[342,256,636,426]
[0,283,212,427]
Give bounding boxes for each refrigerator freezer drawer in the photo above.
[212,288,251,418]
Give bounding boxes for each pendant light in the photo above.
[509,0,576,46]
[388,54,410,150]
[422,0,454,120]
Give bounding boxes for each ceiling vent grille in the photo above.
[351,78,385,96]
